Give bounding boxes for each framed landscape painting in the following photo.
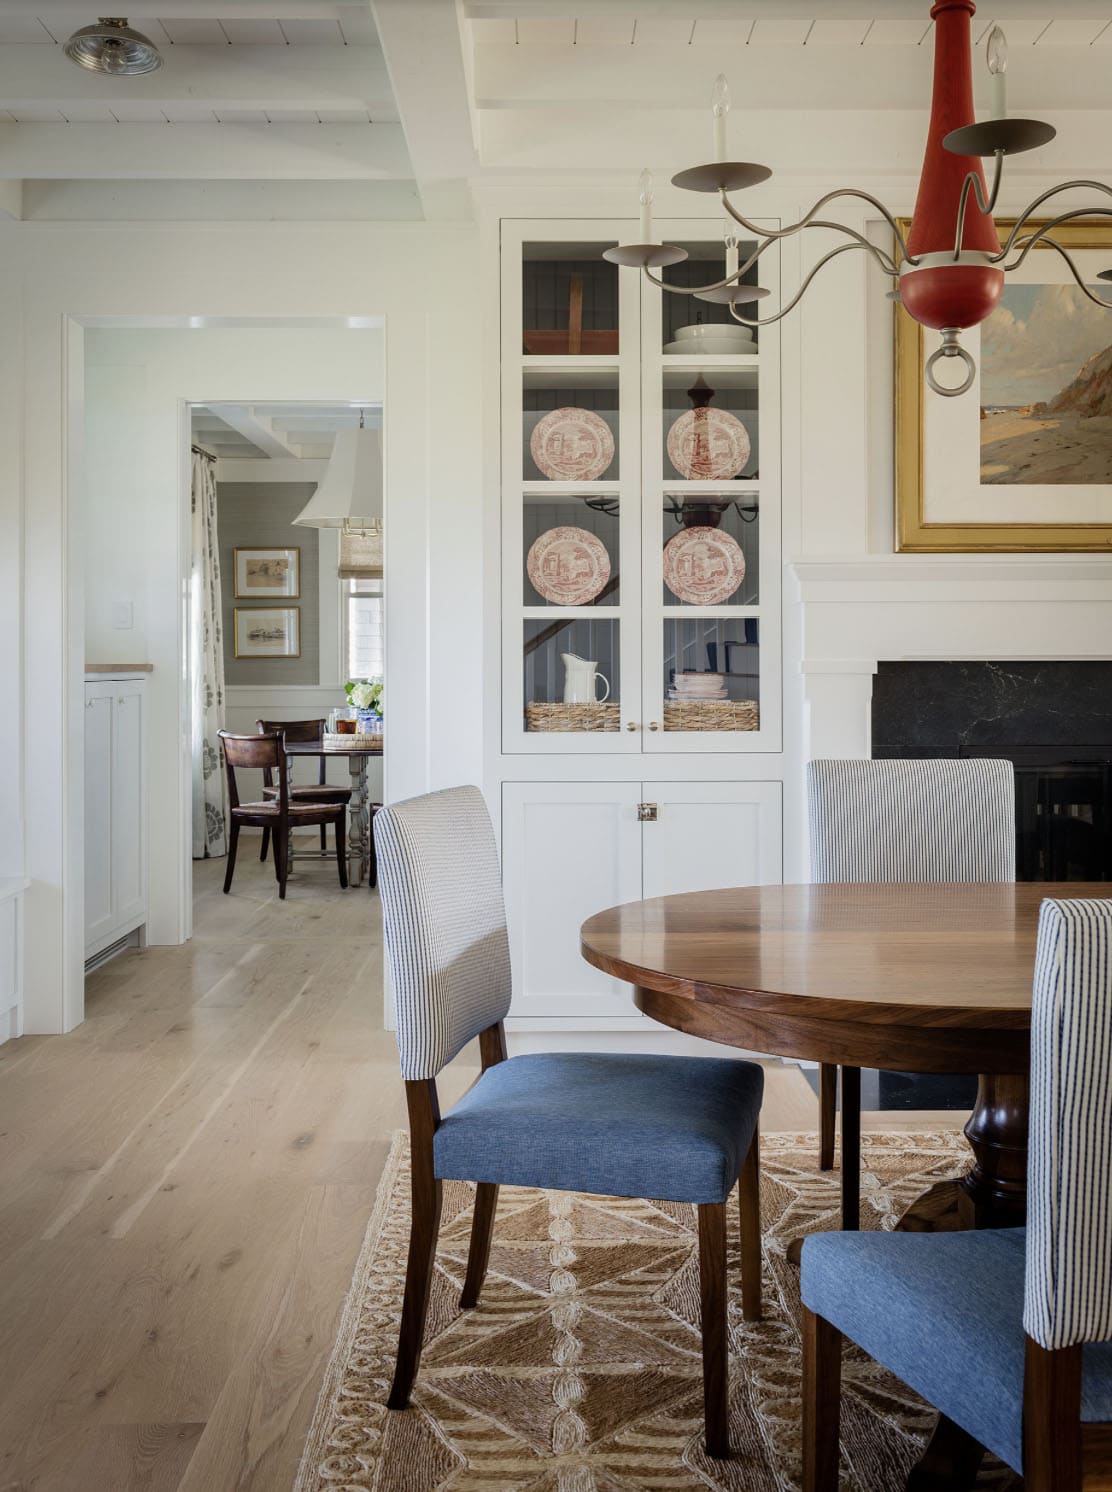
[233,546,299,598]
[233,606,301,659]
[895,219,1112,551]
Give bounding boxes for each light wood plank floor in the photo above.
[0,849,959,1490]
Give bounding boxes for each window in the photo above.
[343,578,384,682]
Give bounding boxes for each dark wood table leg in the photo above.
[896,1071,1029,1233]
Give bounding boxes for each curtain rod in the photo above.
[191,443,217,461]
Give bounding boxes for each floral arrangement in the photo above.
[346,676,384,717]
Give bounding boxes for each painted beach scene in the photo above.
[980,283,1112,484]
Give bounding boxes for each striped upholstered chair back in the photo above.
[1025,898,1112,1352]
[374,786,512,1082]
[806,758,1015,883]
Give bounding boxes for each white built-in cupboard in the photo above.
[498,218,785,1026]
[84,673,147,961]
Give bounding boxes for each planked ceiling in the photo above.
[193,403,374,462]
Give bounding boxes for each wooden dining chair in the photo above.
[254,717,352,864]
[375,785,765,1459]
[218,730,347,900]
[806,757,1015,1228]
[800,896,1112,1492]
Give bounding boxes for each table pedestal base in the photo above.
[896,1072,1029,1233]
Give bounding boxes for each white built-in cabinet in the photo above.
[84,675,147,960]
[502,782,782,1025]
[497,217,785,1028]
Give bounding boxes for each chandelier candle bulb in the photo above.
[724,227,739,281]
[638,169,655,244]
[711,75,729,163]
[987,26,1008,121]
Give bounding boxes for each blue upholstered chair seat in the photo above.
[802,1226,1112,1474]
[433,1051,764,1205]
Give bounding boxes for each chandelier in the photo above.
[605,0,1112,397]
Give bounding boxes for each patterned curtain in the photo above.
[190,449,228,858]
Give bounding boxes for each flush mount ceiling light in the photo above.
[606,0,1112,397]
[63,17,163,75]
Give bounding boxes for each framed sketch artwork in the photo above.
[233,607,301,659]
[895,219,1112,552]
[233,546,300,598]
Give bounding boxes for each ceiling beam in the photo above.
[208,405,302,458]
[0,121,412,179]
[371,0,478,218]
[8,1,371,17]
[464,0,1112,16]
[0,180,22,219]
[0,45,394,117]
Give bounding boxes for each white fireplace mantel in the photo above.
[789,554,1112,760]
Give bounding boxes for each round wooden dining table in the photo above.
[581,881,1107,1233]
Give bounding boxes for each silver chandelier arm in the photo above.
[952,151,1004,260]
[641,231,779,296]
[993,180,1112,261]
[720,185,916,265]
[1002,206,1112,271]
[1012,230,1112,309]
[726,240,887,327]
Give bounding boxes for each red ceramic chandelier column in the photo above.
[894,0,1004,330]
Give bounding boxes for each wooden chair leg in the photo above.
[697,1200,730,1459]
[1023,1338,1082,1492]
[840,1065,861,1231]
[335,813,348,890]
[320,823,327,854]
[737,1125,762,1322]
[819,1064,837,1171]
[222,823,239,894]
[259,826,270,863]
[460,1182,499,1309]
[276,826,290,900]
[802,1306,841,1492]
[388,1105,444,1412]
[905,1413,985,1490]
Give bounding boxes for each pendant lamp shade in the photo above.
[292,427,383,533]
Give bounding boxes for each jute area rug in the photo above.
[295,1131,1019,1491]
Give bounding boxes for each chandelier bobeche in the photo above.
[605,0,1112,397]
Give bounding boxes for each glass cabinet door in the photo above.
[640,220,781,752]
[503,221,642,751]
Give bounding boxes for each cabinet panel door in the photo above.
[502,782,643,1022]
[84,688,115,948]
[641,781,782,900]
[112,684,146,930]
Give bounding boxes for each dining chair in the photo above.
[800,896,1112,1492]
[376,785,765,1458]
[806,757,1015,1227]
[254,717,352,864]
[217,730,347,900]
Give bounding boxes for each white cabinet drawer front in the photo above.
[112,686,145,928]
[502,783,643,1022]
[641,781,783,900]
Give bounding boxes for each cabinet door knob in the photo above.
[638,802,658,822]
[626,721,639,732]
[648,720,660,731]
[86,698,96,709]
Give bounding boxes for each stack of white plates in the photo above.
[669,672,727,701]
[664,322,756,357]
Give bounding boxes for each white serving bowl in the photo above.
[674,322,755,347]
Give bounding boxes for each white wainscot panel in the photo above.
[641,781,783,899]
[502,782,643,1024]
[0,889,23,1043]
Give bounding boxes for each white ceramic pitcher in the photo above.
[562,652,610,705]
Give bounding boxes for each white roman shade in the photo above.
[339,527,383,580]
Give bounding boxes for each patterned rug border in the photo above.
[293,1128,969,1491]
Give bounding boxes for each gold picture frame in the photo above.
[233,606,301,659]
[895,218,1112,552]
[233,545,300,598]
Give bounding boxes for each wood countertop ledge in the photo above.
[85,663,154,673]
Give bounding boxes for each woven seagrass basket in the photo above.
[663,700,759,732]
[525,702,621,733]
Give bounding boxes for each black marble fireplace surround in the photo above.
[839,661,1112,1111]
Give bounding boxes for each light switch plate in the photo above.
[112,600,133,630]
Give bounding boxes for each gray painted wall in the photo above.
[217,482,320,686]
